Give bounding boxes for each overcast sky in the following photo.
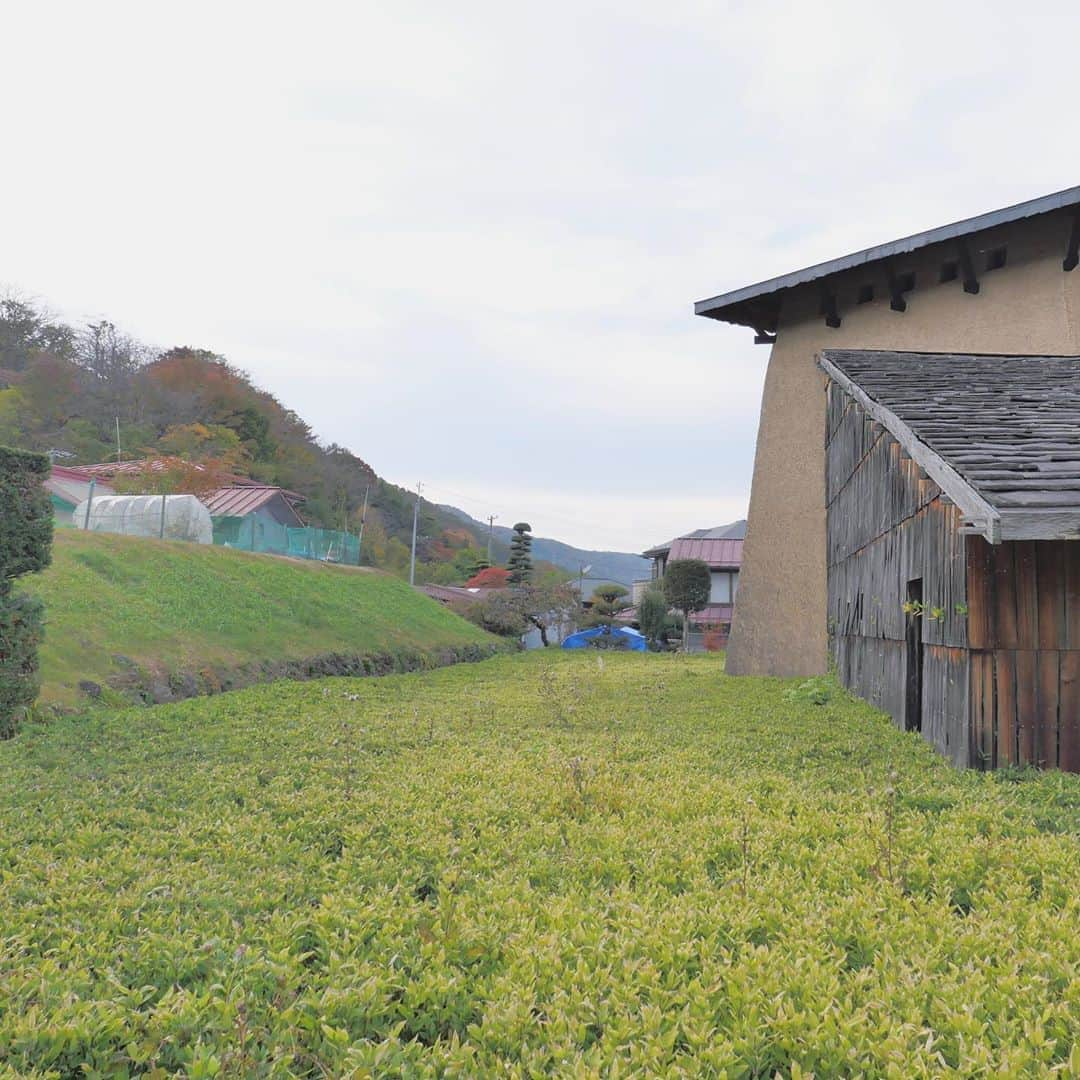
[4,2,1080,551]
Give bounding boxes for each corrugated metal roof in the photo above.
[201,486,303,520]
[46,467,114,507]
[667,537,743,567]
[696,185,1080,331]
[642,520,746,558]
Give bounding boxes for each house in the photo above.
[696,185,1080,681]
[200,485,305,528]
[45,466,114,526]
[823,349,1080,773]
[67,462,306,530]
[642,521,745,644]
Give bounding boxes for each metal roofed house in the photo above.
[823,349,1080,773]
[201,485,305,527]
[46,465,115,526]
[643,521,746,646]
[696,185,1080,680]
[68,462,306,528]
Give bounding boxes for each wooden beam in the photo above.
[820,290,841,329]
[999,508,1080,540]
[819,354,1002,543]
[885,262,907,312]
[753,328,777,345]
[957,239,980,294]
[1065,212,1080,272]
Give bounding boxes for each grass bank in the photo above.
[23,529,501,706]
[0,650,1077,1075]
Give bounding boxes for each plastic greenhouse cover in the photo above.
[72,494,213,545]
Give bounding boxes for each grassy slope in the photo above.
[23,529,497,705]
[0,651,1077,1075]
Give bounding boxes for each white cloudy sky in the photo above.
[3,1,1079,551]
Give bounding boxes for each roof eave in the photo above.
[696,184,1080,328]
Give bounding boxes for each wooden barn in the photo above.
[694,185,1080,684]
[823,348,1080,772]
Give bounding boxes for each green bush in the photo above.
[0,652,1077,1074]
[0,446,52,579]
[0,589,44,736]
[0,446,51,734]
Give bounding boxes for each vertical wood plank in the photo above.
[1037,542,1066,650]
[1037,652,1060,770]
[993,544,1017,649]
[1058,651,1080,773]
[1014,542,1038,649]
[1015,650,1038,766]
[1066,544,1080,650]
[995,650,1017,766]
[984,652,996,770]
[969,652,985,770]
[965,538,993,650]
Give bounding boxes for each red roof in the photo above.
[667,537,743,568]
[201,486,305,522]
[68,462,304,505]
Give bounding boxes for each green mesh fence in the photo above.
[211,516,360,564]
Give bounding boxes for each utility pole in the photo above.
[409,481,423,586]
[356,484,370,566]
[487,514,496,563]
[114,417,122,462]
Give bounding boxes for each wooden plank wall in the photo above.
[967,538,1080,771]
[826,381,971,762]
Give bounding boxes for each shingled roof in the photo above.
[820,350,1080,543]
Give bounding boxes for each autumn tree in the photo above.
[111,456,235,498]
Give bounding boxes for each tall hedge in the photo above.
[0,447,52,736]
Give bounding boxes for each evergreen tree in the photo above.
[662,559,711,649]
[507,522,533,585]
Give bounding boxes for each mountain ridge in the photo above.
[439,505,652,586]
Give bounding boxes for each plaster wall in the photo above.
[727,207,1080,676]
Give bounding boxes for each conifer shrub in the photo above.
[0,446,52,734]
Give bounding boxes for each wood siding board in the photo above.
[993,544,1018,649]
[1058,651,1080,772]
[1038,651,1061,769]
[1014,542,1039,649]
[995,650,1018,766]
[1066,544,1080,649]
[966,538,994,650]
[1036,542,1067,649]
[1015,650,1038,766]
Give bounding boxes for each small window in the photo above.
[857,283,875,304]
[939,260,959,283]
[985,246,1007,272]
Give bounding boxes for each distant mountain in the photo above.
[439,506,652,586]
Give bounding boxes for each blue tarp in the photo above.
[561,626,648,652]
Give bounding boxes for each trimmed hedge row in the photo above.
[0,446,52,735]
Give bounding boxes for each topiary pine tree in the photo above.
[662,558,711,650]
[507,522,533,585]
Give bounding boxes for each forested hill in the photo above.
[0,293,646,585]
